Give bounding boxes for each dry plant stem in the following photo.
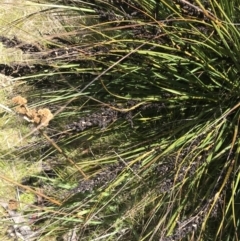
[39,129,88,179]
[0,173,61,206]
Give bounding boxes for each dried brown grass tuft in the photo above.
[37,108,54,127]
[12,95,27,106]
[12,95,53,127]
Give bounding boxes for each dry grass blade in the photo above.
[0,173,61,206]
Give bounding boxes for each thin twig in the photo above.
[39,129,88,179]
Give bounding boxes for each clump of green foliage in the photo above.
[1,0,240,240]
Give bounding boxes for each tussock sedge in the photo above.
[0,0,240,240]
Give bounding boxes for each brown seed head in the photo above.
[12,96,27,105]
[37,108,54,127]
